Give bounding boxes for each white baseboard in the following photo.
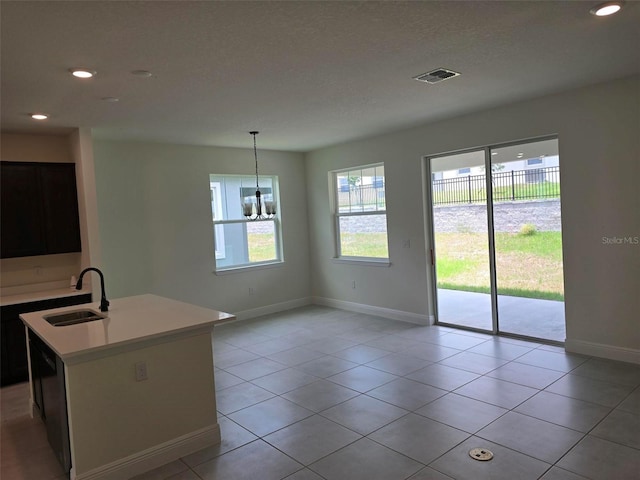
[565,339,640,365]
[225,296,432,326]
[312,296,432,325]
[71,424,221,480]
[233,297,312,321]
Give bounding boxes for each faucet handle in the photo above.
[100,298,110,312]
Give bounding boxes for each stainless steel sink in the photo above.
[44,310,106,327]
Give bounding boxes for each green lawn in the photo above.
[248,233,277,262]
[435,231,564,301]
[250,230,564,301]
[494,230,562,259]
[340,232,389,258]
[493,182,560,202]
[248,231,390,261]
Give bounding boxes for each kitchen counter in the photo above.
[0,286,92,307]
[21,293,234,363]
[20,294,234,480]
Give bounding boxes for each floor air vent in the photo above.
[413,68,461,84]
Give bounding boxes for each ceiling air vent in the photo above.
[413,68,461,84]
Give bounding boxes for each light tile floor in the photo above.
[2,305,639,480]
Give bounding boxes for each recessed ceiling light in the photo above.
[69,68,97,78]
[31,113,49,120]
[517,153,524,158]
[102,97,120,102]
[131,70,153,77]
[590,1,624,16]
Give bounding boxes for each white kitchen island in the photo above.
[20,294,234,480]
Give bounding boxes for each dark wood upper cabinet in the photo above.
[39,163,82,254]
[1,162,81,258]
[0,162,46,257]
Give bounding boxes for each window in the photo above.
[458,167,471,174]
[210,182,225,259]
[333,164,388,260]
[210,174,282,271]
[526,158,543,166]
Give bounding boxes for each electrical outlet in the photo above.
[135,361,148,381]
[403,239,411,249]
[34,266,43,276]
[352,280,356,289]
[249,287,255,295]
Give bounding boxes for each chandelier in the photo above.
[243,131,276,220]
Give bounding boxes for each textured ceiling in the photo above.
[1,1,639,152]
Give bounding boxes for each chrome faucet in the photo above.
[76,267,110,312]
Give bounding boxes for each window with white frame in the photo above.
[333,164,388,260]
[210,174,282,271]
[210,181,225,259]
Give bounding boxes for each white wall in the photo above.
[1,132,71,164]
[70,129,102,274]
[92,141,151,298]
[93,140,310,316]
[305,76,640,361]
[91,76,638,361]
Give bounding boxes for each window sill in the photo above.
[214,261,284,276]
[332,257,391,267]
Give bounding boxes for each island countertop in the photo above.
[20,294,235,363]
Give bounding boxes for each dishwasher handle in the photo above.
[40,349,57,372]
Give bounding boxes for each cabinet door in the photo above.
[6,314,29,381]
[0,162,46,257]
[0,294,92,386]
[0,305,28,386]
[0,315,10,382]
[39,163,81,254]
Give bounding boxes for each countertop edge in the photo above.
[20,294,235,363]
[1,287,92,307]
[60,325,218,365]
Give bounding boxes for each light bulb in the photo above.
[69,68,96,78]
[590,2,624,16]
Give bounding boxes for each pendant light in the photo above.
[243,131,276,220]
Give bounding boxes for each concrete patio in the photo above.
[436,288,566,342]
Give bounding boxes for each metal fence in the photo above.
[338,184,386,211]
[432,166,560,205]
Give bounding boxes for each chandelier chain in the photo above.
[244,130,275,220]
[252,131,260,190]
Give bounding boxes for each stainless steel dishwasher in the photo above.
[29,329,71,475]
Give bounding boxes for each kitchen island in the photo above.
[20,294,234,480]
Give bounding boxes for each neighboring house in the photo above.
[442,155,560,180]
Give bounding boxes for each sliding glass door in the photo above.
[428,137,565,342]
[429,150,494,332]
[490,139,565,341]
